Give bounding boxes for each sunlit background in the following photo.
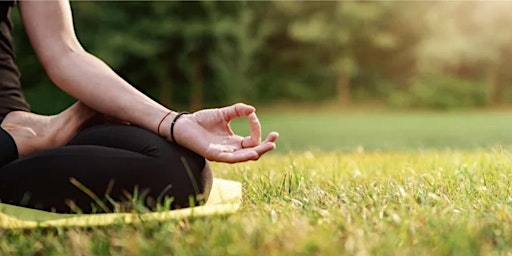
[12,1,512,112]
[7,2,512,253]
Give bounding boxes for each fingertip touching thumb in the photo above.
[234,103,255,115]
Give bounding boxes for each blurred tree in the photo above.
[72,2,188,108]
[204,1,274,106]
[415,1,512,105]
[253,2,335,104]
[283,2,397,105]
[11,1,512,111]
[71,1,272,110]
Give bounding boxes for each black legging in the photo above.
[0,124,212,213]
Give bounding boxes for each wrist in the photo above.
[158,111,189,144]
[170,112,189,143]
[158,111,178,139]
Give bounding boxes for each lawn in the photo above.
[232,110,512,152]
[3,110,512,255]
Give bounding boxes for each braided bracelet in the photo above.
[170,111,189,144]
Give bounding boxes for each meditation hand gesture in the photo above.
[171,103,279,163]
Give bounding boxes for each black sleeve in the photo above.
[0,127,18,167]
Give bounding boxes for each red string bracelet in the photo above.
[157,111,172,136]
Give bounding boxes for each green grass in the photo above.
[231,110,512,152]
[3,110,512,255]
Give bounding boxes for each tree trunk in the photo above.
[336,72,351,106]
[486,65,499,106]
[157,57,172,107]
[189,55,204,111]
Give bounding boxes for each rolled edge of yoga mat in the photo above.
[0,178,241,229]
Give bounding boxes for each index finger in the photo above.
[247,112,261,146]
[221,103,255,122]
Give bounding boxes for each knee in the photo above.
[155,144,213,207]
[174,151,213,203]
[199,161,213,202]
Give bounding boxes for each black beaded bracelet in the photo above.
[170,111,189,144]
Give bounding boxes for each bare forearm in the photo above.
[15,1,278,163]
[46,49,174,135]
[19,1,177,139]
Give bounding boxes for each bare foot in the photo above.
[1,102,96,157]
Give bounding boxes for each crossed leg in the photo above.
[0,123,212,213]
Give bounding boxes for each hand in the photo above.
[173,103,279,163]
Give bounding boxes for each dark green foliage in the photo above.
[9,2,512,113]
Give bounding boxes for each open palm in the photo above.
[173,103,279,163]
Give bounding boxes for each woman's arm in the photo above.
[18,1,278,163]
[18,1,169,135]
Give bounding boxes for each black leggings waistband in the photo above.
[0,127,17,167]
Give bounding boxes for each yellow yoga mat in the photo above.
[0,178,241,229]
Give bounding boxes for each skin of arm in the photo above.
[18,1,169,135]
[17,1,278,163]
